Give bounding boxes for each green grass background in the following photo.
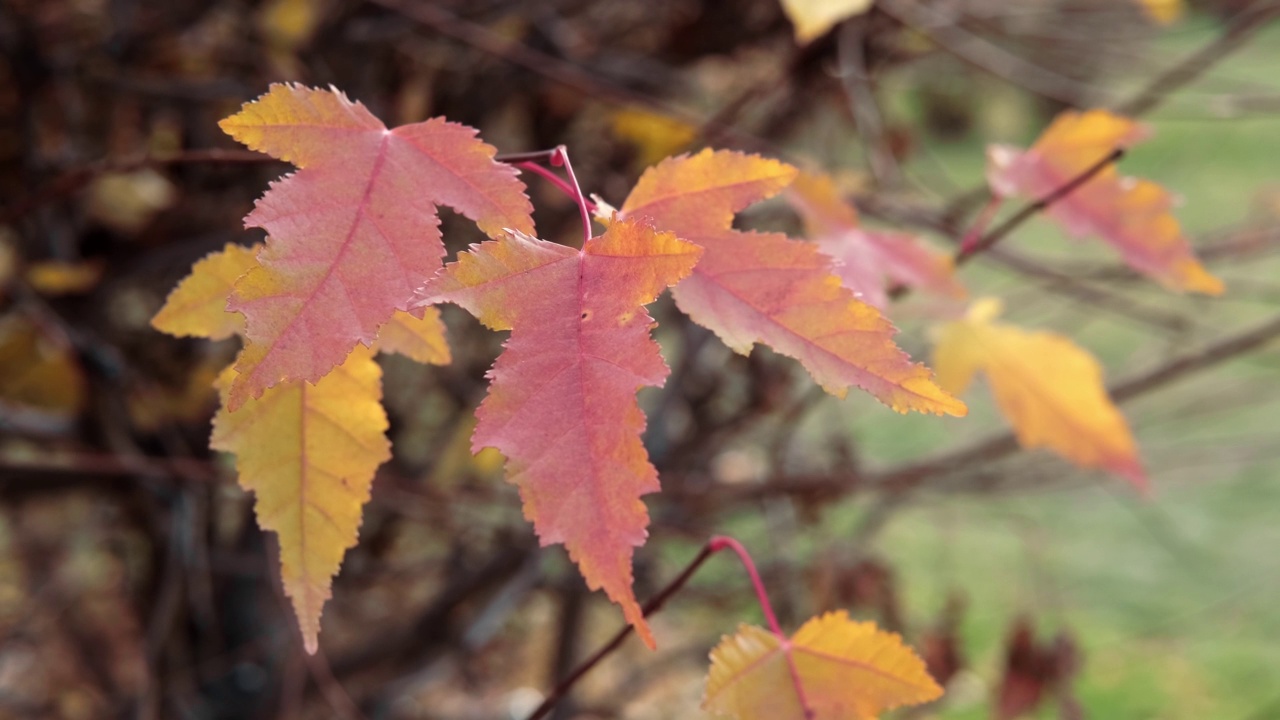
[880,18,1280,719]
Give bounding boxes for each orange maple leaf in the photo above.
[704,611,943,720]
[787,171,964,309]
[219,83,533,410]
[987,109,1221,295]
[416,218,702,648]
[617,149,965,417]
[932,298,1147,489]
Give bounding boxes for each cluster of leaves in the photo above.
[151,71,1220,714]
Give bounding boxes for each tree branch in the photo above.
[0,149,273,226]
[696,312,1280,504]
[1116,1,1280,117]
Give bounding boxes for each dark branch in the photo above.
[524,541,719,720]
[954,148,1125,265]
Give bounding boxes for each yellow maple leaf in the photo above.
[779,0,873,44]
[211,345,391,653]
[258,0,325,51]
[609,107,697,168]
[375,308,451,365]
[704,611,942,719]
[151,243,261,340]
[932,298,1146,489]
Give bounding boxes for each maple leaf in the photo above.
[416,218,701,649]
[375,308,451,365]
[211,344,391,653]
[609,107,697,168]
[617,149,965,417]
[704,611,943,720]
[987,109,1222,295]
[151,240,429,653]
[787,171,964,309]
[219,83,533,409]
[932,298,1146,489]
[151,243,260,340]
[778,0,873,44]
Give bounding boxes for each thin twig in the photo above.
[0,149,273,226]
[523,542,717,720]
[691,311,1280,504]
[1116,1,1280,117]
[837,17,902,187]
[919,3,1278,251]
[363,0,705,131]
[525,535,787,720]
[876,0,1101,105]
[954,148,1125,265]
[873,311,1280,491]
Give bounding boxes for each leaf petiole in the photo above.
[505,147,599,246]
[707,535,784,637]
[550,146,595,245]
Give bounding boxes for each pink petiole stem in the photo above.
[550,145,594,245]
[708,535,814,718]
[525,534,812,720]
[511,147,598,246]
[514,161,581,207]
[708,535,784,636]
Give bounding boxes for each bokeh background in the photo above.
[1,1,1278,718]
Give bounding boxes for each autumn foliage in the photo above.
[143,70,1222,710]
[7,1,1269,717]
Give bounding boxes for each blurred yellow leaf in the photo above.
[704,611,942,719]
[428,415,504,489]
[0,314,86,426]
[87,169,177,234]
[25,260,104,296]
[258,0,325,51]
[609,107,697,168]
[779,0,873,44]
[1136,0,1184,24]
[151,243,260,341]
[375,307,451,365]
[211,345,390,654]
[932,298,1146,489]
